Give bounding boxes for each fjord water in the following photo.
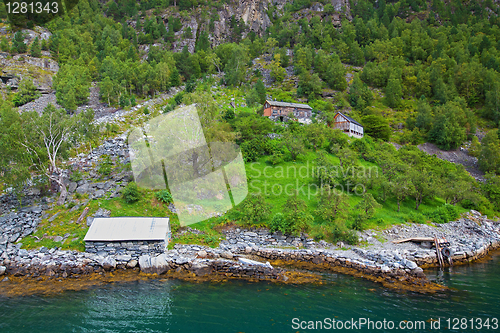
[1,253,499,333]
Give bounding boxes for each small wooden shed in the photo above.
[333,112,364,138]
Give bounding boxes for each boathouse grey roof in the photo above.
[266,100,312,109]
[84,217,170,242]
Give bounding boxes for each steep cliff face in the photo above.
[211,0,272,46]
[158,0,352,52]
[210,0,351,46]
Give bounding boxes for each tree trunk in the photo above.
[55,172,67,206]
[415,197,421,210]
[397,200,400,212]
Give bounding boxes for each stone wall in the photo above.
[0,208,42,260]
[85,240,166,260]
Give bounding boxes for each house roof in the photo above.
[335,112,363,127]
[84,217,170,242]
[265,100,312,110]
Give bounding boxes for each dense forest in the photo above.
[1,0,500,245]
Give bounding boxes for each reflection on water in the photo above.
[0,253,499,333]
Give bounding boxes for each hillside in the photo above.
[1,0,500,250]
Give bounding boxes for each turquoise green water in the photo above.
[1,253,499,333]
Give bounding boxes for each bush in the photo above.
[98,155,113,176]
[238,193,271,226]
[240,138,263,162]
[155,189,173,203]
[122,182,140,203]
[405,211,427,224]
[424,205,460,224]
[69,170,83,182]
[268,213,287,233]
[332,226,358,245]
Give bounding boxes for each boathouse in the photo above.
[84,217,170,258]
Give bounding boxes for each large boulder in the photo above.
[139,254,170,275]
[101,256,116,271]
[76,183,91,194]
[0,266,6,275]
[191,262,212,276]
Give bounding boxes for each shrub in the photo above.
[405,211,427,224]
[424,205,460,224]
[240,138,263,162]
[122,182,140,203]
[98,155,113,176]
[269,213,287,233]
[69,170,83,182]
[239,193,271,226]
[332,225,358,245]
[156,189,173,203]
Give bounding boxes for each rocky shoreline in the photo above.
[1,210,499,295]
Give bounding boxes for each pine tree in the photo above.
[30,37,42,58]
[13,31,26,53]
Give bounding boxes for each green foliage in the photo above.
[405,211,427,224]
[479,130,500,173]
[424,204,461,224]
[362,115,391,141]
[385,73,403,108]
[315,186,349,223]
[297,71,322,100]
[0,103,93,193]
[54,64,91,111]
[428,100,469,150]
[415,96,433,133]
[483,172,500,208]
[155,189,173,204]
[0,37,9,52]
[98,155,113,176]
[268,212,287,233]
[349,75,373,109]
[30,37,42,57]
[69,170,83,182]
[355,192,381,220]
[323,54,347,91]
[12,77,40,107]
[238,193,271,226]
[469,136,481,158]
[281,192,313,236]
[122,182,140,203]
[12,31,26,53]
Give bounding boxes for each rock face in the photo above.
[0,53,58,93]
[171,0,351,50]
[0,208,42,251]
